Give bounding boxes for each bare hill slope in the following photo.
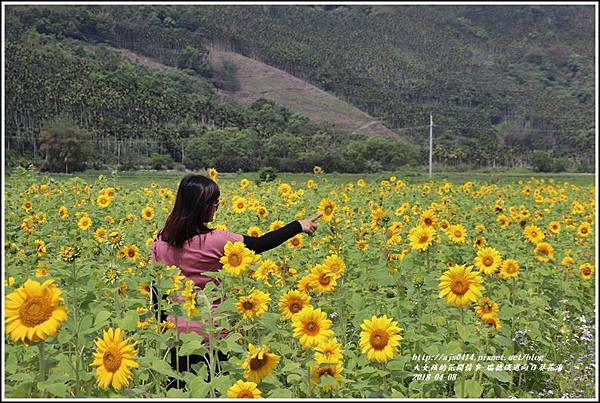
[208,47,403,139]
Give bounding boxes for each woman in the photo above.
[151,174,320,385]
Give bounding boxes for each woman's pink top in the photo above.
[151,229,244,340]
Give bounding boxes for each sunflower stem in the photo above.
[38,341,46,395]
[306,349,312,398]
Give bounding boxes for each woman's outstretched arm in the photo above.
[241,213,322,253]
[242,221,302,254]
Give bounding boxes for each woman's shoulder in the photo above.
[207,228,244,243]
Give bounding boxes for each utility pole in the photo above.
[429,113,433,178]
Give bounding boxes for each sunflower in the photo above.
[318,199,337,222]
[208,168,218,181]
[141,206,154,221]
[474,247,502,275]
[296,275,312,294]
[240,178,250,188]
[107,231,123,247]
[359,315,403,362]
[279,290,311,320]
[475,298,498,320]
[287,234,304,249]
[307,179,316,189]
[257,206,268,219]
[357,240,369,252]
[220,241,255,276]
[496,214,511,228]
[95,227,107,243]
[232,197,246,213]
[561,256,575,267]
[227,380,261,398]
[439,219,450,232]
[247,226,263,238]
[34,240,47,257]
[311,362,343,391]
[419,209,437,228]
[5,279,68,343]
[138,283,151,296]
[323,254,346,278]
[292,306,334,348]
[438,264,485,307]
[58,206,69,219]
[314,337,344,364]
[78,216,93,231]
[523,225,545,244]
[241,343,280,383]
[308,264,337,293]
[22,199,33,212]
[577,222,592,238]
[97,195,112,208]
[483,316,502,331]
[499,259,520,279]
[251,259,279,287]
[236,290,271,319]
[61,245,79,262]
[534,242,554,263]
[408,225,435,251]
[548,221,561,235]
[124,244,139,261]
[269,220,284,231]
[473,236,487,249]
[447,224,467,244]
[313,166,322,174]
[91,328,139,391]
[100,187,116,198]
[579,263,594,280]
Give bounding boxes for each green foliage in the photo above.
[530,151,553,173]
[149,153,175,170]
[38,117,93,173]
[4,4,594,170]
[257,167,278,183]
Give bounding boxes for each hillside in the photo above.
[4,4,596,171]
[95,43,403,139]
[208,47,401,138]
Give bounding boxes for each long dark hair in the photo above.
[158,174,220,248]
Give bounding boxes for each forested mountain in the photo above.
[4,4,595,172]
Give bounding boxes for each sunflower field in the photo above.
[3,167,596,398]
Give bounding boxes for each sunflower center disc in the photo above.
[229,254,240,266]
[20,296,53,327]
[325,207,332,215]
[483,257,493,266]
[306,322,318,334]
[425,218,432,225]
[369,331,389,350]
[249,356,267,370]
[243,301,254,310]
[419,235,429,243]
[582,268,591,275]
[239,392,254,398]
[320,275,331,285]
[451,279,468,296]
[290,302,302,313]
[103,349,123,373]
